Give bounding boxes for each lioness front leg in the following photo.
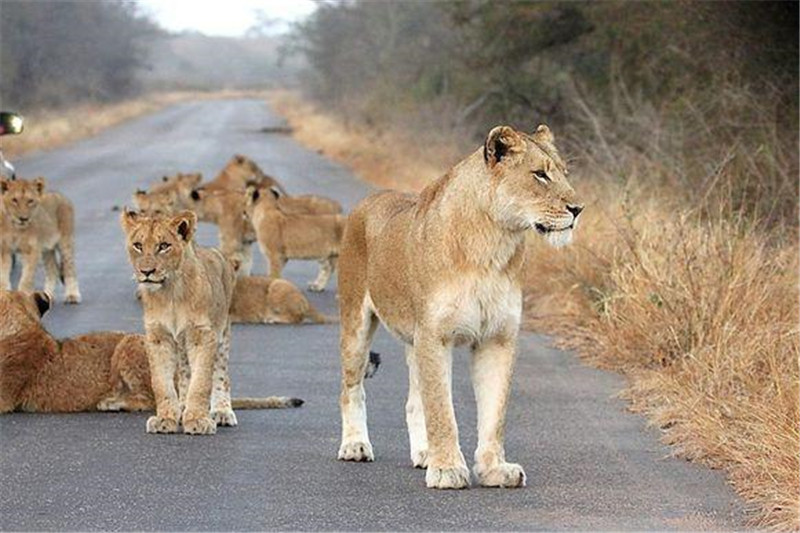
[470,333,526,488]
[145,328,181,434]
[210,322,237,427]
[182,326,218,435]
[415,331,470,489]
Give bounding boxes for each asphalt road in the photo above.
[0,99,742,531]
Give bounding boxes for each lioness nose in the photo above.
[140,268,156,277]
[566,204,584,218]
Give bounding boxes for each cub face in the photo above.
[120,209,196,291]
[485,125,584,247]
[0,177,46,228]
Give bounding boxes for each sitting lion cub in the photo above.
[336,125,583,490]
[0,290,303,413]
[246,186,346,292]
[0,177,81,303]
[121,209,238,435]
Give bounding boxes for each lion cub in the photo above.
[245,186,346,292]
[336,125,583,489]
[121,209,237,435]
[230,275,333,325]
[0,177,81,303]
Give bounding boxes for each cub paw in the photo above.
[411,449,429,469]
[211,409,238,427]
[64,293,81,304]
[425,465,471,489]
[338,440,374,462]
[146,416,178,434]
[475,462,526,488]
[307,282,325,293]
[183,416,217,435]
[96,398,123,411]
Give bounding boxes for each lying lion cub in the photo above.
[246,186,346,292]
[230,275,334,324]
[0,177,81,303]
[336,125,583,489]
[121,209,238,435]
[0,290,303,413]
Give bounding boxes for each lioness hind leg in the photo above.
[337,299,379,462]
[309,256,335,292]
[405,345,429,468]
[470,335,526,488]
[210,323,237,427]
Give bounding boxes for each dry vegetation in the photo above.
[269,89,799,530]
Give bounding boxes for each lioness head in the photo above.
[132,189,177,215]
[120,209,197,291]
[484,125,583,247]
[0,177,46,228]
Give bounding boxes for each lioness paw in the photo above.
[425,465,471,489]
[475,462,526,488]
[146,416,178,434]
[211,409,238,427]
[338,441,374,462]
[183,416,217,435]
[411,449,429,469]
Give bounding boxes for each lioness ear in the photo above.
[33,291,51,317]
[484,126,524,167]
[33,177,46,195]
[120,207,139,233]
[532,124,554,144]
[173,210,196,242]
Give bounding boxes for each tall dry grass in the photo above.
[269,89,799,530]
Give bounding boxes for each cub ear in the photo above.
[0,178,7,194]
[532,124,555,144]
[162,175,169,182]
[120,207,140,233]
[33,177,46,194]
[33,291,51,317]
[135,189,147,196]
[235,154,245,164]
[189,188,203,201]
[247,185,260,204]
[172,210,197,242]
[269,186,281,200]
[484,126,524,167]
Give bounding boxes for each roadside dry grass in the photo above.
[2,90,269,159]
[268,89,799,530]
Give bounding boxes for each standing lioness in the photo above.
[337,125,583,489]
[121,209,237,435]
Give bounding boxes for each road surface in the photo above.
[0,99,742,531]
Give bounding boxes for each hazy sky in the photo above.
[137,0,317,37]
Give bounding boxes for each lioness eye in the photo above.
[157,242,171,253]
[11,198,18,205]
[533,170,550,184]
[27,199,35,206]
[132,242,143,252]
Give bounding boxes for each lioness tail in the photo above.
[231,396,304,409]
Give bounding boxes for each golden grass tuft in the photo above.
[269,89,800,530]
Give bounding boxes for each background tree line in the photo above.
[289,0,798,225]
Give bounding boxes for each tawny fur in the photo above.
[230,276,334,324]
[0,177,81,303]
[0,290,303,413]
[336,125,582,490]
[245,186,346,292]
